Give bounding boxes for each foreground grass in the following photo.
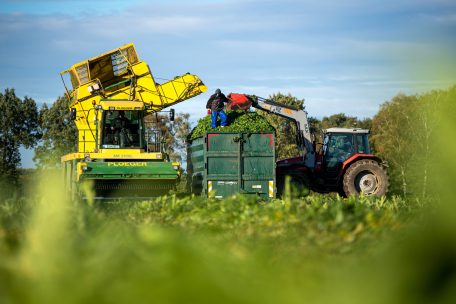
[0,179,454,304]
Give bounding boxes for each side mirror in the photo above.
[169,108,175,121]
[70,108,76,121]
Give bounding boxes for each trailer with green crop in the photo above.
[187,132,276,199]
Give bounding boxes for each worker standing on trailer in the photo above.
[206,88,228,128]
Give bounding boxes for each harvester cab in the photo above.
[61,43,207,198]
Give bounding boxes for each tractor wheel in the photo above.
[342,159,388,197]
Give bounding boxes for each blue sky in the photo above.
[1,0,455,167]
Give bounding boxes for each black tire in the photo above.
[342,159,389,197]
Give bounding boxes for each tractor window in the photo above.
[325,134,355,170]
[101,110,143,148]
[355,134,371,154]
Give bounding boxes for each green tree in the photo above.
[255,93,373,159]
[0,88,40,186]
[318,113,373,150]
[321,113,372,130]
[34,96,77,168]
[256,93,305,159]
[371,88,444,198]
[307,116,322,135]
[371,94,416,196]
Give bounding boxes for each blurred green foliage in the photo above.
[0,171,427,304]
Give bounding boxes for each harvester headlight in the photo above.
[81,165,89,172]
[173,165,179,170]
[88,83,101,94]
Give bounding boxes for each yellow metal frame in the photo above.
[60,43,207,155]
[99,100,145,110]
[62,151,164,162]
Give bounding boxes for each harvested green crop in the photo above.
[189,111,274,139]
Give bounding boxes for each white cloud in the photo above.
[216,39,318,55]
[35,16,71,30]
[417,12,456,25]
[0,13,30,31]
[77,15,208,37]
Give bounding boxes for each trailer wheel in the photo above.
[342,160,388,197]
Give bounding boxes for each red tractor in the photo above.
[227,93,389,197]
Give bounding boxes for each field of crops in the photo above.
[2,90,456,303]
[1,172,454,304]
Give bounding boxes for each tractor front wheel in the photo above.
[342,159,388,197]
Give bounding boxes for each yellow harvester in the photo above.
[60,43,207,198]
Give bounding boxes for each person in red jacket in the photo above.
[206,88,228,128]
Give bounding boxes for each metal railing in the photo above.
[145,128,163,153]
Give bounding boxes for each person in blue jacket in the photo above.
[206,88,229,128]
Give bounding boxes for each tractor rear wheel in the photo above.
[342,159,388,197]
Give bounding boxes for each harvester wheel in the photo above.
[342,159,388,197]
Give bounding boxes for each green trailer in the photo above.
[187,132,276,199]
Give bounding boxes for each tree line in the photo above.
[1,86,454,198]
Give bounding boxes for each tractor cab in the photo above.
[321,128,370,176]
